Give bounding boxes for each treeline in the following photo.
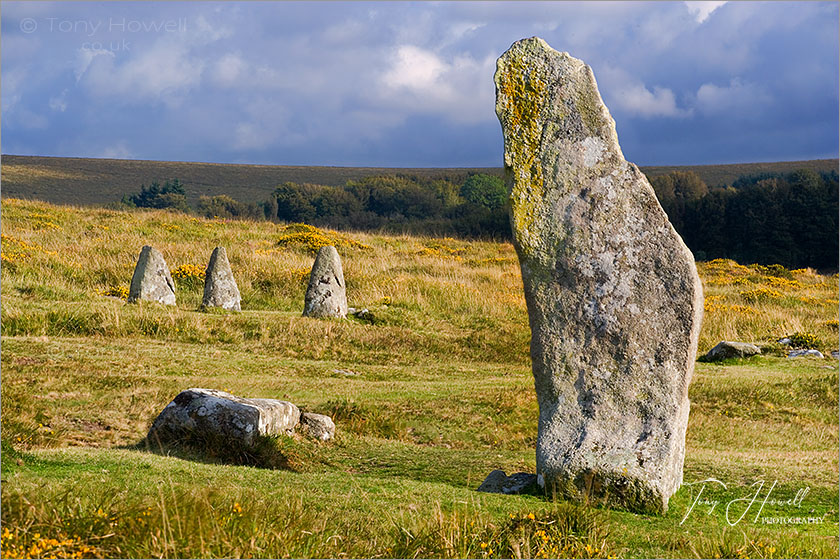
[121,167,838,269]
[123,173,510,239]
[658,168,838,270]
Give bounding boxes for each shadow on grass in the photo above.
[119,431,298,470]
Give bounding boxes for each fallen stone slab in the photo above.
[495,37,703,514]
[147,388,300,447]
[700,341,762,362]
[128,246,176,305]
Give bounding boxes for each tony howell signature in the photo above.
[679,478,823,526]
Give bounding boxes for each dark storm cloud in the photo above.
[1,1,837,166]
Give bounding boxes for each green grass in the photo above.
[2,154,837,207]
[1,198,838,558]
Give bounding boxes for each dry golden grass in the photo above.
[1,198,837,559]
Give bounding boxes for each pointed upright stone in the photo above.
[495,37,703,514]
[127,246,176,305]
[303,245,347,318]
[202,247,241,311]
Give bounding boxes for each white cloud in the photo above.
[685,1,728,24]
[614,83,691,118]
[100,141,133,159]
[211,53,246,87]
[74,46,114,81]
[80,41,204,103]
[380,45,496,125]
[695,78,771,115]
[49,89,68,112]
[383,46,448,90]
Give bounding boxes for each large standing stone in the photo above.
[127,246,176,305]
[147,388,300,446]
[202,247,241,311]
[494,37,703,514]
[303,245,348,318]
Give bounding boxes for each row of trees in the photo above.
[121,167,838,269]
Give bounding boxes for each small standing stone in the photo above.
[303,245,348,318]
[202,247,241,311]
[127,246,176,305]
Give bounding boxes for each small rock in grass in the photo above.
[477,470,540,495]
[787,349,824,359]
[300,412,335,441]
[831,350,839,360]
[477,469,508,493]
[700,341,762,362]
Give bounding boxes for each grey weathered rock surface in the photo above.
[787,349,824,359]
[202,247,241,311]
[495,37,703,514]
[700,341,761,362]
[303,245,348,318]
[300,412,336,441]
[477,470,508,493]
[147,388,300,446]
[477,470,540,495]
[127,246,176,305]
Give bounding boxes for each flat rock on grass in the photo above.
[202,246,241,311]
[147,388,300,447]
[495,37,703,514]
[700,341,761,362]
[127,246,176,305]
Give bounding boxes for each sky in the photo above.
[1,1,837,167]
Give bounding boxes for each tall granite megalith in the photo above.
[127,246,176,305]
[494,37,703,513]
[303,245,348,318]
[202,247,241,311]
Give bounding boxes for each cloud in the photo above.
[684,1,727,23]
[49,89,68,112]
[383,45,447,90]
[380,45,495,124]
[100,141,133,159]
[695,78,771,116]
[613,83,691,118]
[79,41,204,103]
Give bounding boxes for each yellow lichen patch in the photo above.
[496,50,549,257]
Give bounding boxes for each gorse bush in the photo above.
[787,332,820,350]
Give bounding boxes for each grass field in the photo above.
[1,198,838,558]
[2,154,837,208]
